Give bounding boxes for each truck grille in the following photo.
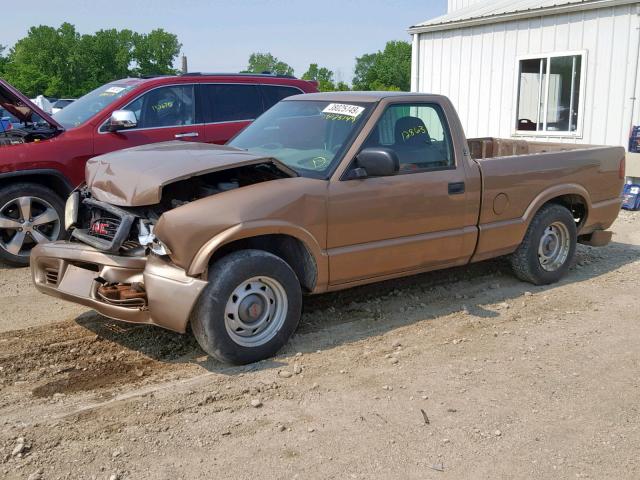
[88,216,121,241]
[71,198,136,254]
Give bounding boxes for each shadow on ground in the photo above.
[75,241,640,375]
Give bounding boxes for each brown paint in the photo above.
[31,92,624,333]
[85,141,296,207]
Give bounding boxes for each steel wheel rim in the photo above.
[224,276,288,347]
[538,221,570,272]
[0,196,60,258]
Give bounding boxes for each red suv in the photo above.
[0,73,318,265]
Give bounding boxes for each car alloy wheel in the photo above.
[0,196,61,258]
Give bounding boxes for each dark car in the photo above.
[0,73,318,265]
[51,98,76,114]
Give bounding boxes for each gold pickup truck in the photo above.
[31,92,625,364]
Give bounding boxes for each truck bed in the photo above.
[467,137,596,160]
[467,137,625,262]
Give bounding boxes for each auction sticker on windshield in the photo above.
[106,86,125,94]
[101,86,126,96]
[322,103,365,118]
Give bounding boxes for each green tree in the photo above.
[0,45,7,75]
[78,29,134,91]
[352,41,411,91]
[0,45,7,76]
[2,24,181,98]
[352,52,378,91]
[131,29,181,76]
[244,53,294,76]
[3,23,83,97]
[302,63,336,91]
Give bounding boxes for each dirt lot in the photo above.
[1,211,639,480]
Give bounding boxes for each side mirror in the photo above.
[351,147,399,178]
[106,110,137,132]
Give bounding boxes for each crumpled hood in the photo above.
[85,141,297,206]
[0,78,63,130]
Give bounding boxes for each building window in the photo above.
[515,53,583,134]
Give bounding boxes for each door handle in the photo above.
[174,132,199,139]
[448,182,465,195]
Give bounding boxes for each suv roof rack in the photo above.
[135,74,176,79]
[179,72,298,79]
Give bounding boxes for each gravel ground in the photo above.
[0,210,639,480]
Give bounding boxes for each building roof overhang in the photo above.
[409,0,640,35]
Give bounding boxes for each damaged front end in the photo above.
[31,182,209,332]
[69,157,291,255]
[31,239,207,332]
[31,155,293,332]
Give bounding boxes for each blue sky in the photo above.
[3,0,446,83]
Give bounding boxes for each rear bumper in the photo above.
[573,197,621,248]
[578,230,613,247]
[31,241,207,333]
[582,197,622,234]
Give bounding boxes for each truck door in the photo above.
[327,102,477,286]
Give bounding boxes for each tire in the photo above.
[510,203,577,285]
[190,249,302,364]
[0,183,65,267]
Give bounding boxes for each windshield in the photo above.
[53,99,74,109]
[229,100,372,178]
[53,80,142,129]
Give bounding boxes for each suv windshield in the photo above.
[53,80,143,129]
[229,100,372,178]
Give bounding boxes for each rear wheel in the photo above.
[191,249,302,364]
[510,204,577,285]
[0,184,65,267]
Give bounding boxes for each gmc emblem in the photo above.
[90,221,110,236]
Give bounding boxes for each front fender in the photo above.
[152,176,329,287]
[187,220,329,292]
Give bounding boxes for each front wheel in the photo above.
[190,249,302,364]
[0,183,65,267]
[509,204,577,285]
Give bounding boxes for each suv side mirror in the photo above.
[351,147,399,178]
[107,110,137,132]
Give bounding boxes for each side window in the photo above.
[261,85,303,111]
[361,103,454,172]
[201,84,262,123]
[122,85,194,129]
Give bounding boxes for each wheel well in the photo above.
[0,172,73,200]
[546,194,587,229]
[209,234,318,293]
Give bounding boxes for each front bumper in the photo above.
[31,241,207,333]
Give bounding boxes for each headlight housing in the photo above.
[138,219,171,256]
[150,238,172,256]
[64,192,80,230]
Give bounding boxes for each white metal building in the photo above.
[409,0,640,175]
